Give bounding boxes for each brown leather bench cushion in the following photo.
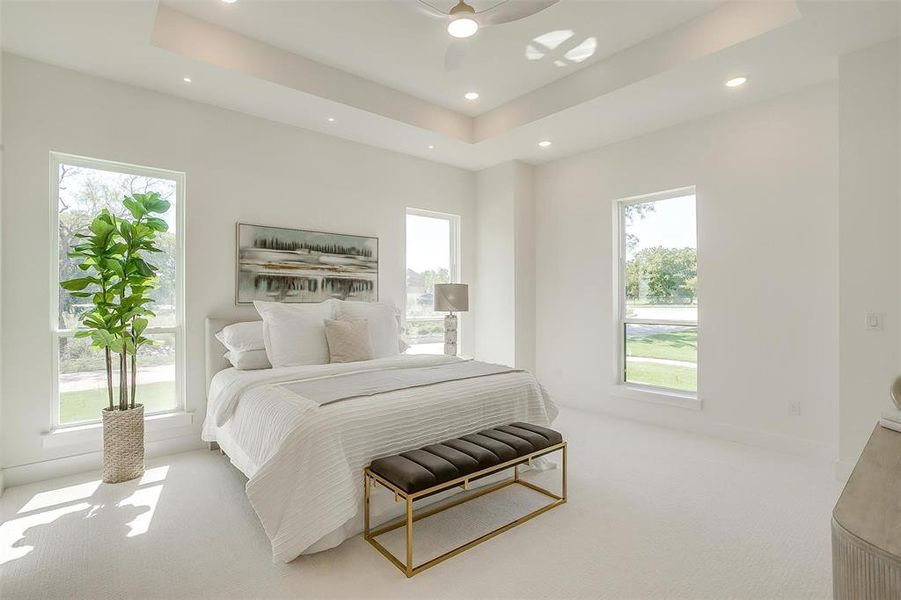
[369,422,562,494]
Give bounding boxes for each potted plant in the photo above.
[60,192,171,483]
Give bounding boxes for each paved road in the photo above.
[626,324,696,336]
[627,356,696,369]
[60,364,175,392]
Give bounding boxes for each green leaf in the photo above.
[122,196,148,219]
[60,277,96,291]
[91,330,117,349]
[89,217,115,237]
[131,257,155,277]
[141,193,171,214]
[133,318,148,335]
[145,217,169,232]
[101,258,125,278]
[84,317,106,329]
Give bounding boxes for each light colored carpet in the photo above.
[0,408,841,600]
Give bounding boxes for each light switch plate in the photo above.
[866,312,884,331]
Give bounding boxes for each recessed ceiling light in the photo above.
[447,1,478,38]
[428,145,435,150]
[538,140,552,148]
[183,77,192,83]
[725,76,748,88]
[464,91,480,101]
[327,117,335,122]
[222,0,237,3]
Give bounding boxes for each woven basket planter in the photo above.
[102,404,145,483]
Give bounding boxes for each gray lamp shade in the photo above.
[434,284,469,312]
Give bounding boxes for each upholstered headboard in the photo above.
[205,315,261,396]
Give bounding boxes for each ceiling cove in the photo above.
[151,1,799,145]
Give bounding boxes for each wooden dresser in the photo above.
[832,425,901,599]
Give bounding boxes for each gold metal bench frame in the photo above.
[363,441,567,577]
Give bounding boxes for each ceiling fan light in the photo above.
[447,16,478,38]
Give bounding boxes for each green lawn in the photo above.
[626,360,697,392]
[625,329,697,392]
[60,382,176,424]
[626,330,697,362]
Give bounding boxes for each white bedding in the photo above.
[201,354,557,563]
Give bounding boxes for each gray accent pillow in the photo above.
[324,319,374,363]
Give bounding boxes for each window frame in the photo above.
[49,152,186,429]
[614,185,698,400]
[404,207,462,352]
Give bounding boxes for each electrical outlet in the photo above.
[790,401,801,416]
[866,312,884,331]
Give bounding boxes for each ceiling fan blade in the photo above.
[444,39,467,71]
[479,0,559,26]
[414,0,451,20]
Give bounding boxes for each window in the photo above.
[405,208,460,354]
[52,153,184,426]
[617,188,697,395]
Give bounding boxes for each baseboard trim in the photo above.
[1,435,204,489]
[559,400,836,462]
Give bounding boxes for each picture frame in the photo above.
[235,223,379,305]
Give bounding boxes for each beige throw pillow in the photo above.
[324,319,374,363]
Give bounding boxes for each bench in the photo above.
[363,422,567,577]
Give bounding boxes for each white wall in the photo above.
[1,54,476,485]
[474,164,516,364]
[837,39,901,473]
[0,5,5,495]
[512,163,536,373]
[473,161,535,370]
[534,84,840,458]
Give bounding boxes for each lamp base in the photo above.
[443,314,458,356]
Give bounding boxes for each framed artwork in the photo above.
[236,223,378,304]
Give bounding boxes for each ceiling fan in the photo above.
[417,0,560,70]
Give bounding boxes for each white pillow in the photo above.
[335,301,400,359]
[253,300,336,367]
[225,349,271,370]
[215,321,264,352]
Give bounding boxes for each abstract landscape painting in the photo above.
[236,223,378,304]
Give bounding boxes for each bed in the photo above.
[201,316,558,563]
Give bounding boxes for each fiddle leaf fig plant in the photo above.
[61,192,171,412]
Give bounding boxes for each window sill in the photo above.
[609,385,702,411]
[42,411,194,449]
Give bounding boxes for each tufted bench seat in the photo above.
[369,423,563,494]
[364,422,566,577]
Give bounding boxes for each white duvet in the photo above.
[201,354,557,563]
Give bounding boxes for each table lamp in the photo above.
[434,283,469,356]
